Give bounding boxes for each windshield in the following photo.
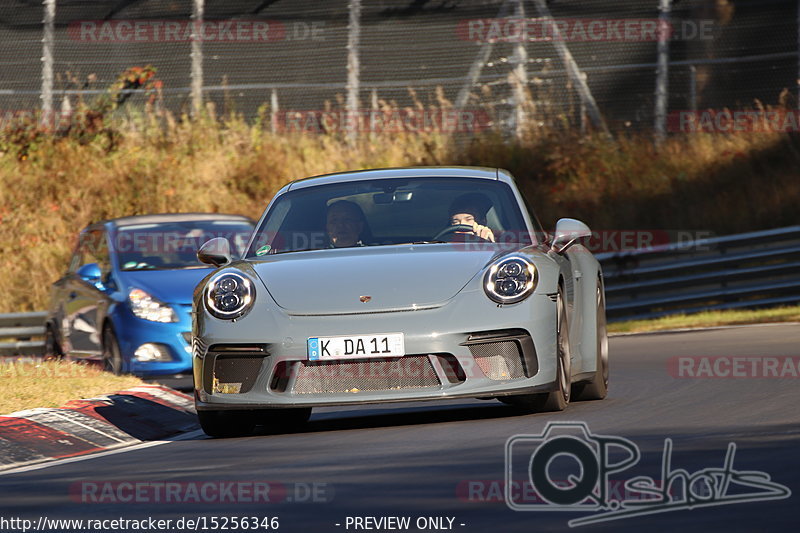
[115,220,253,270]
[246,177,533,257]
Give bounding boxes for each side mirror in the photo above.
[551,218,592,254]
[198,237,232,267]
[76,263,102,284]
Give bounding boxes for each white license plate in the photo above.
[307,333,405,361]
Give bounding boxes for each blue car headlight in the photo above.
[484,256,537,304]
[128,288,178,323]
[205,272,255,319]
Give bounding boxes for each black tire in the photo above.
[539,285,572,411]
[258,407,312,432]
[573,283,609,401]
[43,323,63,361]
[198,410,257,438]
[498,285,571,412]
[102,326,124,375]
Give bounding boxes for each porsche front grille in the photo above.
[292,356,441,394]
[469,340,526,380]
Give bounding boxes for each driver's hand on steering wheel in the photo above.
[457,221,495,242]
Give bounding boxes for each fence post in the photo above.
[511,0,528,139]
[270,88,279,134]
[654,0,671,145]
[346,0,362,142]
[41,0,56,126]
[370,88,378,139]
[580,72,588,135]
[190,0,205,117]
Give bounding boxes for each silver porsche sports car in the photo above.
[192,167,608,437]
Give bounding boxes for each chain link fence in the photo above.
[1,0,798,137]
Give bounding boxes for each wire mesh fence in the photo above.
[1,0,798,138]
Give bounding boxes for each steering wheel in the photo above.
[432,224,491,242]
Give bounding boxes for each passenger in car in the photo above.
[326,200,368,248]
[448,193,495,242]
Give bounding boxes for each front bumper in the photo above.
[193,289,558,410]
[112,303,194,376]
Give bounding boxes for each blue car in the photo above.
[45,213,254,376]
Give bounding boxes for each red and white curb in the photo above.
[0,385,197,471]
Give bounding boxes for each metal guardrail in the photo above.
[0,312,46,356]
[599,225,800,322]
[1,226,799,354]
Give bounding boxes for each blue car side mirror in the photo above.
[77,262,102,284]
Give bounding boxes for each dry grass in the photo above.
[0,109,453,312]
[1,105,800,313]
[608,305,800,335]
[0,359,144,414]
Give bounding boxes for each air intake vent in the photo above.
[469,341,526,380]
[211,355,265,394]
[293,356,440,394]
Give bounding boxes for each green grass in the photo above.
[608,305,800,334]
[0,360,144,415]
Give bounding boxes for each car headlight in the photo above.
[128,288,178,323]
[205,272,255,319]
[484,256,537,304]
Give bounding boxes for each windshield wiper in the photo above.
[267,248,323,255]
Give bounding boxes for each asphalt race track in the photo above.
[1,324,798,532]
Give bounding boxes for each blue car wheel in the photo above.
[102,326,124,375]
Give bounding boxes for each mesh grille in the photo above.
[469,341,525,380]
[212,355,265,394]
[293,356,440,394]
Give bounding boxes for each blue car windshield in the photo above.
[115,221,253,270]
[246,177,535,257]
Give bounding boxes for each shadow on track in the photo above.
[246,401,547,437]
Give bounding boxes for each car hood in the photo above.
[251,245,503,315]
[121,268,214,305]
